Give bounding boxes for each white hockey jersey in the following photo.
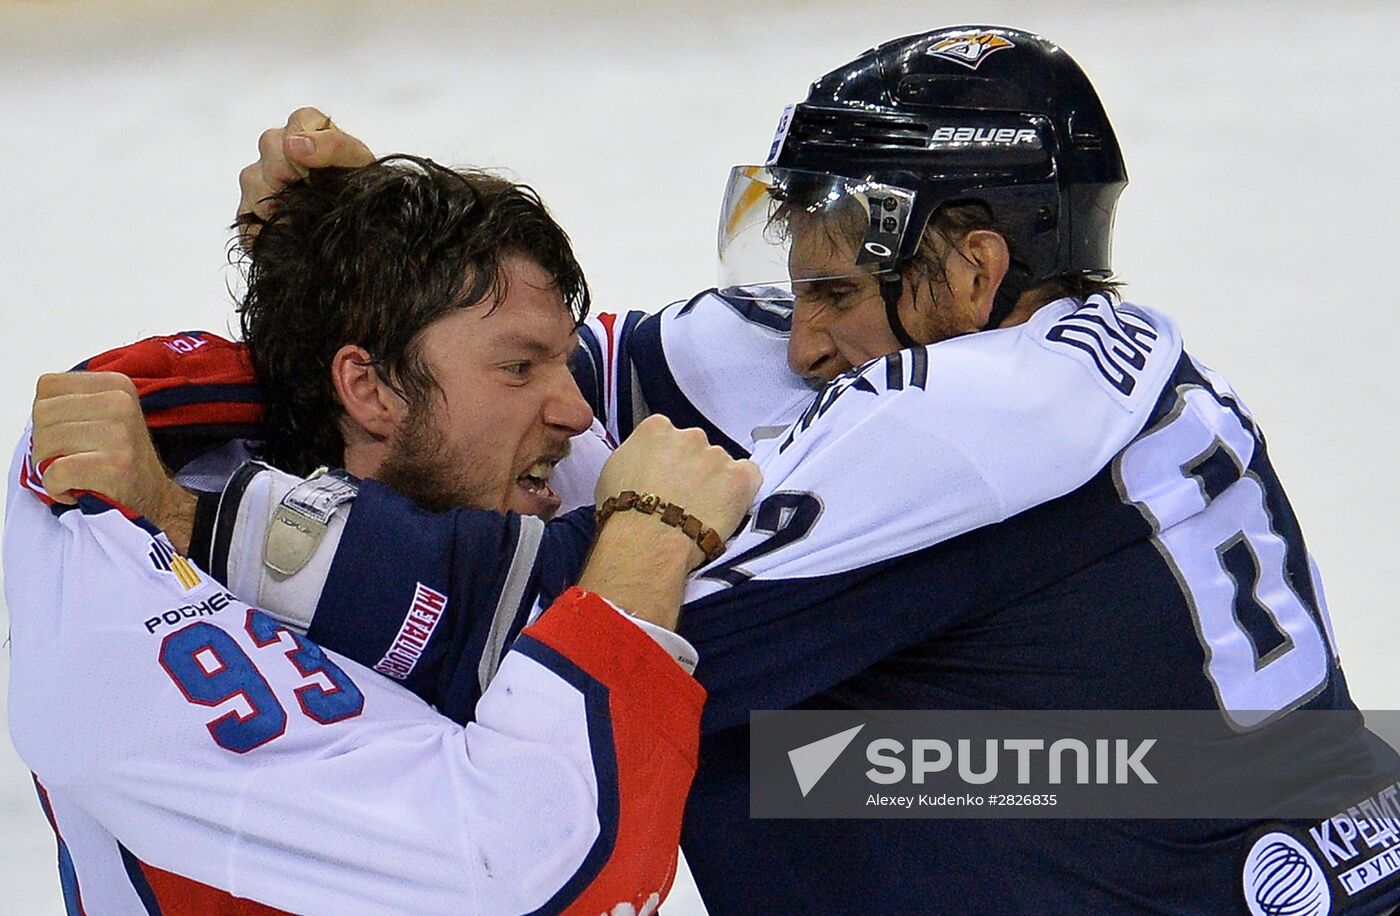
[6,422,704,914]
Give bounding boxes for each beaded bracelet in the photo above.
[595,490,726,566]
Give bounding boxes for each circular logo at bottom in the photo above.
[1243,831,1331,916]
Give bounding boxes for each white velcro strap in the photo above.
[265,470,359,577]
[221,466,357,633]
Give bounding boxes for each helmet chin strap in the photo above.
[880,262,1028,346]
[983,261,1031,331]
[879,274,921,350]
[873,266,1030,351]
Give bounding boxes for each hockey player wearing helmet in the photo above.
[716,26,1127,383]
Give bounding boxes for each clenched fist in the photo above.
[594,414,761,554]
[580,415,761,629]
[30,372,197,549]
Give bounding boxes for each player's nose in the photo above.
[543,364,594,436]
[788,309,845,384]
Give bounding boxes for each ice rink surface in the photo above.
[2,1,1397,912]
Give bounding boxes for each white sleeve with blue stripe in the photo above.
[574,289,816,456]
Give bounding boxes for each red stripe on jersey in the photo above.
[82,332,265,431]
[145,402,264,430]
[522,587,706,915]
[597,312,619,420]
[136,859,291,916]
[18,445,57,506]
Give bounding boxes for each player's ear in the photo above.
[957,230,1010,328]
[330,344,405,441]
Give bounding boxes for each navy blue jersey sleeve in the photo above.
[306,479,594,724]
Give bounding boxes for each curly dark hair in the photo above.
[234,155,590,476]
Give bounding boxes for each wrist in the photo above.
[153,482,199,554]
[602,510,705,574]
[577,512,697,630]
[594,490,724,569]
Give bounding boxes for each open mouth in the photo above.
[516,459,558,500]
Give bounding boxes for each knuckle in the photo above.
[35,371,80,398]
[35,372,62,393]
[96,388,133,415]
[713,449,740,471]
[290,106,328,129]
[263,160,298,186]
[30,433,53,461]
[639,419,671,444]
[258,127,283,155]
[92,371,136,396]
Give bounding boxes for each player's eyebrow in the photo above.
[793,276,851,296]
[493,333,572,358]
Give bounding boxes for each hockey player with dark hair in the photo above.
[26,25,1400,914]
[9,156,761,914]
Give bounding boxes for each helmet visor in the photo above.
[717,165,916,297]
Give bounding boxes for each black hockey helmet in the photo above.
[718,26,1127,338]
